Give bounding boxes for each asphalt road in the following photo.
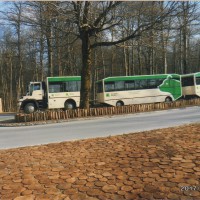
[0,106,200,149]
[0,113,15,121]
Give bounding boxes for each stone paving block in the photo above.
[0,124,200,199]
[14,195,35,200]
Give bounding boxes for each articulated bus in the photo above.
[96,74,182,107]
[181,72,200,99]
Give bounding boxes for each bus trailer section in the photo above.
[181,72,200,99]
[96,74,182,107]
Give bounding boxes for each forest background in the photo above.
[0,1,200,112]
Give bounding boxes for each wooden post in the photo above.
[15,114,19,122]
[0,98,2,113]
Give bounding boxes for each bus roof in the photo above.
[181,72,200,77]
[47,76,81,82]
[98,74,180,82]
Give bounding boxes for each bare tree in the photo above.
[176,2,199,74]
[7,2,25,98]
[68,1,178,109]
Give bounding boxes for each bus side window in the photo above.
[140,80,148,89]
[125,81,135,90]
[157,79,164,86]
[68,81,78,92]
[135,80,140,90]
[65,82,69,92]
[64,81,79,92]
[135,80,147,90]
[49,82,63,93]
[77,81,81,91]
[182,76,194,86]
[105,82,115,92]
[148,79,157,89]
[115,81,124,91]
[196,77,200,85]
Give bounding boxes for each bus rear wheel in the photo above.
[64,100,75,110]
[24,103,35,114]
[165,97,172,103]
[116,101,124,107]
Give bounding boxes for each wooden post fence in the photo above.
[15,99,200,123]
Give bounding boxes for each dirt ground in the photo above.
[0,123,200,200]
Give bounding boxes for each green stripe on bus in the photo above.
[48,76,81,82]
[103,74,180,82]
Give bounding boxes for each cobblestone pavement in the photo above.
[0,124,200,200]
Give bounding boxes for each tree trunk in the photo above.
[161,33,168,74]
[92,47,98,104]
[56,28,62,76]
[179,28,183,74]
[80,30,91,109]
[40,35,44,81]
[182,1,189,74]
[111,29,115,76]
[100,46,106,77]
[131,39,135,75]
[46,29,53,76]
[123,42,128,76]
[182,24,188,74]
[198,44,200,71]
[160,1,169,74]
[45,4,53,77]
[17,26,23,99]
[9,56,13,110]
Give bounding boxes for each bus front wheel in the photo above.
[116,101,124,107]
[24,103,36,114]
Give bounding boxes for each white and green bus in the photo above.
[181,72,200,99]
[96,74,182,106]
[18,76,81,113]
